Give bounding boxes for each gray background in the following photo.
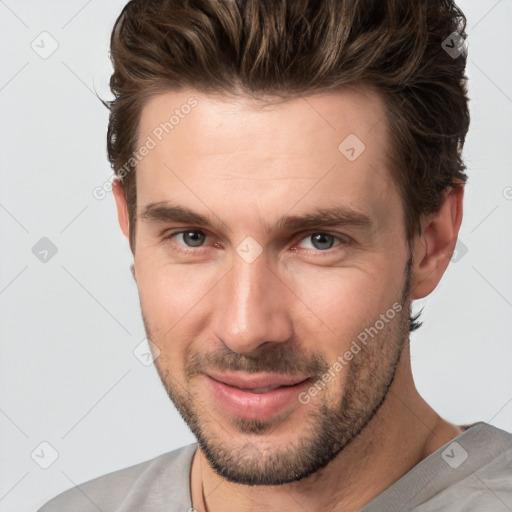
[0,1,511,510]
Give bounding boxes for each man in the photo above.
[40,0,512,511]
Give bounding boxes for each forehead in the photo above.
[138,86,389,164]
[135,86,401,235]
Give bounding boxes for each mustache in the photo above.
[184,343,330,378]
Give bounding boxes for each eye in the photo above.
[167,230,207,247]
[296,233,344,251]
[163,230,349,256]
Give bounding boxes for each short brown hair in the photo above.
[105,0,469,254]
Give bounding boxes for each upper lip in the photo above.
[206,371,309,390]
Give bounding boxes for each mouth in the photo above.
[234,385,288,393]
[205,371,311,421]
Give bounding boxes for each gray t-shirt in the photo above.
[38,422,512,511]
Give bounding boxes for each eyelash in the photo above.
[162,229,351,256]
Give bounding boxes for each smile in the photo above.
[205,371,311,421]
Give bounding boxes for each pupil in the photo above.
[311,233,334,250]
[184,231,205,247]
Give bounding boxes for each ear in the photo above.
[410,185,464,299]
[112,179,130,240]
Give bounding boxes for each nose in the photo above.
[212,253,294,354]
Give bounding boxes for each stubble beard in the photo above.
[146,258,413,486]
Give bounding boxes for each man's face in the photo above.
[129,87,412,484]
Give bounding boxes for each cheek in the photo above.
[135,265,202,377]
[134,258,251,397]
[134,252,221,342]
[288,264,402,344]
[134,243,407,367]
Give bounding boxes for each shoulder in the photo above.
[37,443,197,512]
[362,423,512,512]
[418,423,512,511]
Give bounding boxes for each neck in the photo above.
[191,344,462,512]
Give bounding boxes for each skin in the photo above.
[113,86,464,511]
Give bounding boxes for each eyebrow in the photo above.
[139,202,373,232]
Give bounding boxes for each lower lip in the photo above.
[206,376,310,421]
